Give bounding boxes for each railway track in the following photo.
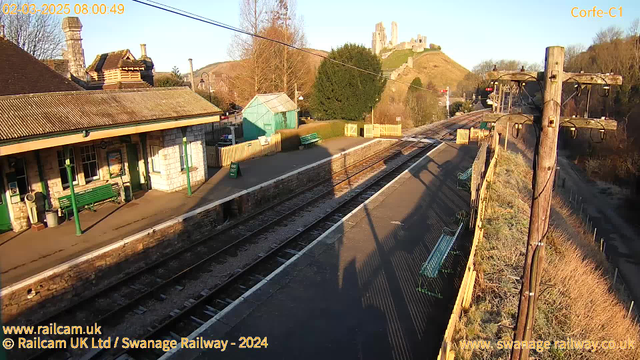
[9,111,483,360]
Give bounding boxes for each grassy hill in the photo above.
[381,51,469,103]
[382,48,437,70]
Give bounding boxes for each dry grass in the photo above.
[454,150,640,359]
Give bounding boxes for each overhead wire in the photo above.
[132,0,439,93]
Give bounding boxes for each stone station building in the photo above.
[0,88,222,233]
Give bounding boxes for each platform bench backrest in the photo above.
[58,183,119,215]
[300,132,321,145]
[419,222,463,278]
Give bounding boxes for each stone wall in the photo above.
[0,139,395,323]
[146,126,206,192]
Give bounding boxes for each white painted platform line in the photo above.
[158,141,446,360]
[0,138,394,296]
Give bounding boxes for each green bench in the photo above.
[457,167,472,191]
[58,183,120,219]
[417,222,464,298]
[300,133,321,147]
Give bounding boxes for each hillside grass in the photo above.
[382,48,433,70]
[453,150,639,359]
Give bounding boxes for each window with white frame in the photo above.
[80,145,99,182]
[179,142,193,170]
[57,149,77,189]
[150,146,161,173]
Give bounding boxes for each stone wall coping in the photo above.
[0,138,394,296]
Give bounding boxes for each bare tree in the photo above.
[627,18,640,37]
[264,0,310,100]
[564,44,586,71]
[228,0,310,105]
[228,0,275,103]
[593,25,624,44]
[0,0,64,59]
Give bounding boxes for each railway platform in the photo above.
[175,142,478,360]
[0,137,371,288]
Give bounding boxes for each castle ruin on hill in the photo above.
[371,21,427,56]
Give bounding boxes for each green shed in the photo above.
[242,93,298,141]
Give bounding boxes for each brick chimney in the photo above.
[62,17,86,81]
[139,43,154,86]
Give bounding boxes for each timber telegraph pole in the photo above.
[486,46,622,360]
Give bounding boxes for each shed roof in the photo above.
[0,87,222,142]
[247,93,296,113]
[0,38,83,96]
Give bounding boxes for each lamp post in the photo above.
[294,84,303,129]
[64,147,82,235]
[199,72,212,102]
[180,127,192,197]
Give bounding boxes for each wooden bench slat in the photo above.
[300,132,321,145]
[58,183,119,217]
[419,222,463,278]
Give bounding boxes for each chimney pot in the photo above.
[140,43,147,58]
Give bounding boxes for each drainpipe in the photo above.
[35,150,49,211]
[181,128,192,196]
[65,147,82,235]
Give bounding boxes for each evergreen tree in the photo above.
[311,44,386,120]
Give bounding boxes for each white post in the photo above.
[593,228,597,242]
[446,86,450,118]
[613,268,618,284]
[188,58,196,92]
[629,301,635,319]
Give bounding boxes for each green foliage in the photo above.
[405,77,444,126]
[154,74,184,87]
[449,100,473,117]
[171,66,181,78]
[311,44,386,120]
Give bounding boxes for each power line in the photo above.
[131,0,437,93]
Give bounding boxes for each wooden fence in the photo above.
[437,132,499,360]
[211,133,282,168]
[363,124,402,138]
[344,123,358,137]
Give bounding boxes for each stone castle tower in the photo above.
[62,17,86,81]
[371,22,387,55]
[391,21,398,47]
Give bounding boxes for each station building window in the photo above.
[57,149,78,189]
[80,145,99,182]
[150,145,161,173]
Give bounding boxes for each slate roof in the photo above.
[0,87,222,142]
[0,37,83,96]
[249,93,297,113]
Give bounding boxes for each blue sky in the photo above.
[40,0,640,73]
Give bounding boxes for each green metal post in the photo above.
[65,148,82,235]
[140,133,151,190]
[183,136,192,196]
[35,150,49,211]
